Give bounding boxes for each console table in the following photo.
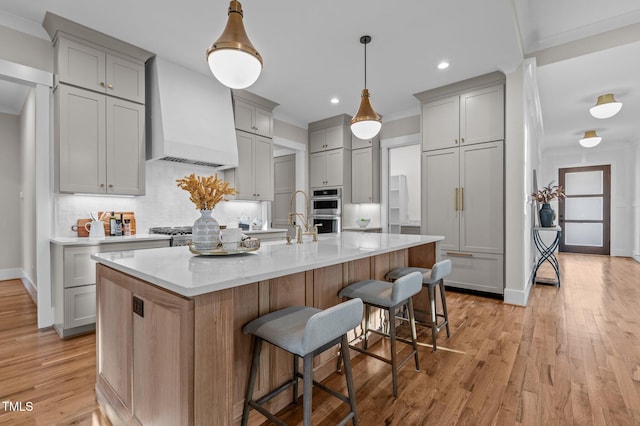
[532,226,561,287]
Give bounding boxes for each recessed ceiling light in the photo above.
[330,97,340,104]
[437,61,449,70]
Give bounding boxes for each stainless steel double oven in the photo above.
[310,188,341,234]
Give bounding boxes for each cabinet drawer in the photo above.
[64,285,97,328]
[442,252,503,295]
[63,246,101,288]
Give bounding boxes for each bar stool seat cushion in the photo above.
[385,267,430,282]
[339,272,422,308]
[386,260,452,285]
[243,299,363,357]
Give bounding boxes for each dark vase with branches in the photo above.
[532,182,566,227]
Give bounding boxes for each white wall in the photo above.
[19,89,37,287]
[52,161,263,237]
[0,112,22,278]
[634,142,640,262]
[539,141,635,257]
[389,144,421,223]
[504,59,544,306]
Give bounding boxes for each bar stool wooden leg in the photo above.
[388,306,398,397]
[341,335,358,426]
[303,353,314,426]
[242,338,263,426]
[439,279,451,337]
[428,284,438,351]
[407,298,420,371]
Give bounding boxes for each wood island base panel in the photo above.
[92,234,441,425]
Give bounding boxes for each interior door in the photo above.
[273,154,295,231]
[558,165,611,254]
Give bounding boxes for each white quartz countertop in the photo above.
[242,228,288,235]
[91,233,443,297]
[51,233,172,246]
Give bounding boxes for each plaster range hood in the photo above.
[147,56,238,169]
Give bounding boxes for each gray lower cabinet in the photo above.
[51,239,170,338]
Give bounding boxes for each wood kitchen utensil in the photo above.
[75,219,91,237]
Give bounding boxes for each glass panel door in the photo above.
[558,165,610,254]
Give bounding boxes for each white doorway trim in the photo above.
[380,133,420,232]
[0,59,53,328]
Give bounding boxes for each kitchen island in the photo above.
[92,233,443,425]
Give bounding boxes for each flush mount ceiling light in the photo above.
[206,0,262,89]
[589,93,622,119]
[351,35,382,140]
[579,130,602,148]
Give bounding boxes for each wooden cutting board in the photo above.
[75,212,137,237]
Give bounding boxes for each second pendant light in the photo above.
[351,35,382,140]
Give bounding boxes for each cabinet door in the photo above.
[309,151,326,187]
[132,286,193,426]
[441,252,504,294]
[56,37,106,94]
[253,136,274,200]
[324,124,344,150]
[106,97,145,195]
[63,246,101,288]
[106,54,145,104]
[352,134,377,150]
[352,148,373,203]
[58,85,107,194]
[459,141,503,253]
[324,149,344,187]
[309,129,326,154]
[233,99,254,134]
[254,105,273,137]
[64,285,97,328]
[422,149,459,251]
[422,95,459,151]
[233,131,255,200]
[459,85,504,146]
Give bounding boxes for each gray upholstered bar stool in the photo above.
[385,259,452,351]
[337,271,423,397]
[242,298,363,426]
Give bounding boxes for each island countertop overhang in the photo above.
[91,233,443,297]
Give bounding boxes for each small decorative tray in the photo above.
[188,243,259,256]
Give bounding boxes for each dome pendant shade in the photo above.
[351,89,382,139]
[589,93,622,119]
[351,35,381,140]
[579,130,602,148]
[206,0,263,89]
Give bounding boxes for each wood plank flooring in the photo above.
[1,253,639,425]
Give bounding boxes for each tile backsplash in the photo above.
[53,161,263,237]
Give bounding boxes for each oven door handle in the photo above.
[311,214,341,219]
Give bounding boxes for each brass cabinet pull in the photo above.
[99,82,105,87]
[454,188,458,211]
[454,138,458,144]
[107,83,113,89]
[461,137,465,143]
[461,187,464,211]
[446,251,473,257]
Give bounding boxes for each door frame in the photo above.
[558,164,611,255]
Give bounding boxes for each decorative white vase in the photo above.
[192,210,220,250]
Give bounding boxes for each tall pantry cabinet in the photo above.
[415,72,505,295]
[44,14,154,195]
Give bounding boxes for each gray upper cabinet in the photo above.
[56,36,145,104]
[234,99,273,138]
[232,89,277,138]
[225,130,274,201]
[351,134,380,203]
[56,85,145,195]
[421,83,504,151]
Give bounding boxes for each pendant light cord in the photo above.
[364,41,367,89]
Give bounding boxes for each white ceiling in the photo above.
[1,0,640,151]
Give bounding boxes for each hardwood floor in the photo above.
[1,253,639,425]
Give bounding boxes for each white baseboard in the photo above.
[0,268,23,281]
[504,287,529,306]
[633,255,640,264]
[22,276,38,305]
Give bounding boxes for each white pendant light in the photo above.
[351,35,382,140]
[206,1,262,89]
[589,94,622,119]
[579,130,602,148]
